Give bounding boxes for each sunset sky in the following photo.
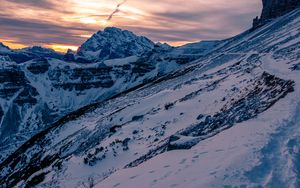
[0,0,261,52]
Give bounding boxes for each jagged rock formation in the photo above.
[74,27,155,62]
[253,0,300,28]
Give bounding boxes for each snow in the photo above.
[98,54,300,188]
[171,40,221,56]
[104,56,139,66]
[2,6,300,188]
[77,27,155,62]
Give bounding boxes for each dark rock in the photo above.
[164,102,175,110]
[167,135,199,151]
[0,106,3,122]
[176,72,294,148]
[13,85,38,105]
[291,63,300,70]
[110,125,122,133]
[261,0,300,20]
[196,114,205,120]
[132,115,144,121]
[27,58,50,74]
[253,0,300,29]
[131,60,155,76]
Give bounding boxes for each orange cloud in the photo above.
[1,39,28,49]
[45,44,78,53]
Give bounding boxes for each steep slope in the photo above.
[1,6,300,188]
[0,30,220,163]
[100,8,300,188]
[0,40,213,163]
[171,40,221,55]
[75,27,155,62]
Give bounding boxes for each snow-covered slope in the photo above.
[2,6,300,188]
[0,44,199,163]
[75,27,155,62]
[0,28,217,163]
[171,40,221,55]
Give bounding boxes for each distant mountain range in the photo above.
[0,26,220,165]
[1,0,300,187]
[0,27,157,64]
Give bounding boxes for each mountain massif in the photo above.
[0,28,218,163]
[1,0,300,187]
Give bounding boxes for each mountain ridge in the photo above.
[73,27,155,63]
[1,3,300,188]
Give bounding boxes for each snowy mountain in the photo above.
[0,27,220,164]
[0,42,206,163]
[0,42,11,53]
[74,27,155,62]
[16,46,64,59]
[0,45,63,63]
[1,2,300,188]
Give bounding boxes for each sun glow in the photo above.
[79,17,98,24]
[1,39,28,49]
[0,0,261,51]
[45,44,78,53]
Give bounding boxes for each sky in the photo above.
[0,0,262,52]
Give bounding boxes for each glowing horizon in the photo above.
[0,0,262,52]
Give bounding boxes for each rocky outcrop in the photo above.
[253,0,300,29]
[27,58,50,74]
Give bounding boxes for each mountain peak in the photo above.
[18,46,57,54]
[253,0,300,28]
[103,26,123,33]
[76,27,155,62]
[0,42,12,54]
[0,42,10,50]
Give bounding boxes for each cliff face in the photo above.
[253,0,300,28]
[261,0,300,19]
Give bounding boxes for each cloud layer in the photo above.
[0,0,262,50]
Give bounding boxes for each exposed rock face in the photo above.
[261,0,300,19]
[253,0,300,28]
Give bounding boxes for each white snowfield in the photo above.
[2,6,300,188]
[98,55,300,188]
[96,9,300,188]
